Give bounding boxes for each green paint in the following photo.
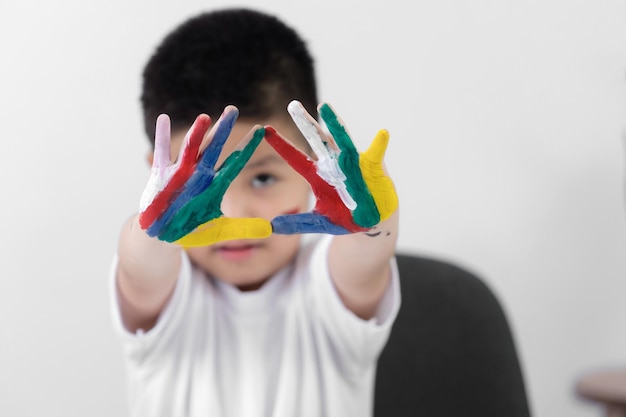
[319,104,380,227]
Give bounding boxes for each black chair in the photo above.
[375,253,532,417]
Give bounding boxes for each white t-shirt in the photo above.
[110,235,400,417]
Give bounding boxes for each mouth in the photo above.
[214,241,260,261]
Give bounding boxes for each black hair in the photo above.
[141,8,318,142]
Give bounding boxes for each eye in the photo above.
[251,173,276,189]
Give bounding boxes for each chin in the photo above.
[235,279,268,292]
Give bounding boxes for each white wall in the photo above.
[0,1,624,416]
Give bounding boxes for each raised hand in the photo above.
[264,100,398,235]
[138,107,272,247]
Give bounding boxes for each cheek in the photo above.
[271,233,303,255]
[260,193,305,217]
[185,247,209,266]
[279,180,311,213]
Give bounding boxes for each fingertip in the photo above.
[155,114,171,136]
[154,115,172,165]
[374,129,390,148]
[366,129,390,161]
[287,100,303,112]
[263,125,282,142]
[239,125,265,150]
[188,114,213,144]
[318,102,337,121]
[221,106,239,125]
[195,113,212,126]
[254,125,265,140]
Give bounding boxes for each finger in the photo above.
[215,125,265,183]
[362,129,389,164]
[198,106,238,172]
[153,114,172,169]
[287,101,355,210]
[287,100,332,160]
[318,103,357,156]
[139,115,212,231]
[359,129,398,221]
[318,103,380,228]
[264,126,359,231]
[179,114,211,166]
[264,126,318,180]
[173,112,230,199]
[175,217,272,247]
[271,213,353,235]
[139,114,173,213]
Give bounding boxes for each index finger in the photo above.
[197,106,239,172]
[318,103,380,228]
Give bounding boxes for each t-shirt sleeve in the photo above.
[305,234,401,371]
[109,252,195,364]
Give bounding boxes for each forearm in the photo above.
[328,209,399,320]
[116,214,182,331]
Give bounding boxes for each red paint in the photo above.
[264,126,366,233]
[140,115,212,230]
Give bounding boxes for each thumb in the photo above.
[175,217,272,248]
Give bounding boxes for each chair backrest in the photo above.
[374,253,532,417]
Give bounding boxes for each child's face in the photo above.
[168,116,311,291]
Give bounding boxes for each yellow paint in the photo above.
[175,217,272,247]
[359,129,398,222]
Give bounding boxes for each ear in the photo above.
[146,151,154,167]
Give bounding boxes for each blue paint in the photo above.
[271,213,351,235]
[199,109,238,171]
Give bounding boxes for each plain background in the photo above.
[0,1,624,416]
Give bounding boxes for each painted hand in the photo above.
[264,100,398,235]
[138,107,272,247]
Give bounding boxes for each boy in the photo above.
[112,7,400,417]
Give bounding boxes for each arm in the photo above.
[116,108,271,333]
[266,101,399,320]
[329,210,398,320]
[328,117,400,320]
[116,214,182,333]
